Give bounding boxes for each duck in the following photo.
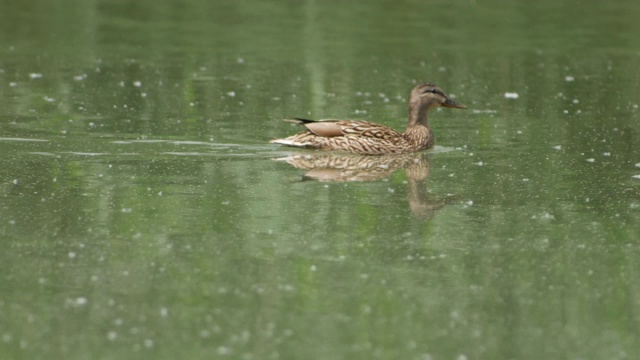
[270,82,466,155]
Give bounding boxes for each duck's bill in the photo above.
[442,98,467,109]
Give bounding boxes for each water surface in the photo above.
[1,0,639,359]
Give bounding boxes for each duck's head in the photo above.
[411,82,466,110]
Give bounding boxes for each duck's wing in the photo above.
[284,118,399,138]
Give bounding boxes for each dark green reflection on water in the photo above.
[1,0,640,359]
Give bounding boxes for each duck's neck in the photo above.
[403,102,434,149]
[408,99,430,127]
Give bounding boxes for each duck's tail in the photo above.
[283,117,316,124]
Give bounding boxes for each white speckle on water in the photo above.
[540,212,555,220]
[632,175,640,179]
[522,178,530,182]
[121,208,133,213]
[107,331,117,341]
[572,99,580,104]
[29,73,43,79]
[473,161,484,166]
[222,201,230,205]
[354,109,367,114]
[563,110,569,114]
[237,57,244,64]
[9,82,17,87]
[280,284,295,292]
[75,297,87,306]
[457,354,468,360]
[12,179,18,185]
[603,152,611,156]
[143,339,154,348]
[133,81,142,87]
[68,252,76,259]
[552,145,562,150]
[141,92,147,97]
[635,163,640,168]
[217,346,231,355]
[464,200,473,207]
[43,96,55,102]
[504,92,519,99]
[387,188,395,193]
[227,91,236,97]
[471,109,498,114]
[586,158,595,163]
[565,75,575,81]
[310,265,317,272]
[73,74,86,81]
[160,307,169,317]
[2,334,12,343]
[516,130,523,134]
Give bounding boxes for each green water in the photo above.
[1,0,640,359]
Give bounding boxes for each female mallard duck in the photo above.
[270,82,466,155]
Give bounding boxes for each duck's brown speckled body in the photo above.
[270,82,466,155]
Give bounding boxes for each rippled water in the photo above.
[1,0,639,359]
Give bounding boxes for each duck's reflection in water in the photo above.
[273,152,458,219]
